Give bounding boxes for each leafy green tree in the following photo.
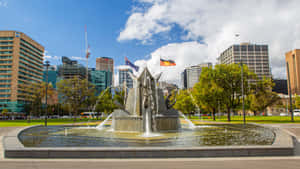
[214,64,255,121]
[249,78,281,116]
[113,89,125,107]
[193,67,224,120]
[1,109,9,120]
[295,95,300,109]
[174,89,196,118]
[57,77,96,121]
[95,89,115,117]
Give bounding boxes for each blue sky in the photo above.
[2,0,300,84]
[0,0,180,68]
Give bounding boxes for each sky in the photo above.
[1,0,300,86]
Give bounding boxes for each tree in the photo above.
[57,77,96,121]
[295,95,300,109]
[214,64,255,121]
[113,89,125,107]
[193,67,224,120]
[1,109,9,120]
[249,78,281,116]
[174,89,196,118]
[95,89,115,118]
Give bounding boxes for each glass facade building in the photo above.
[43,65,57,89]
[89,68,112,95]
[119,68,133,89]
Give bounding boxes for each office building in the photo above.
[182,63,212,89]
[119,68,133,89]
[96,57,114,84]
[89,68,112,95]
[181,70,187,89]
[0,31,44,112]
[285,49,300,95]
[43,65,57,89]
[57,56,86,80]
[96,57,113,72]
[218,43,271,80]
[272,79,288,95]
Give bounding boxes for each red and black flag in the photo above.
[160,58,176,66]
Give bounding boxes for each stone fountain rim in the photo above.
[2,124,295,158]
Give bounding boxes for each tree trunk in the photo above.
[227,108,231,122]
[212,109,216,121]
[253,111,257,116]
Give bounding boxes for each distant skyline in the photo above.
[1,0,300,84]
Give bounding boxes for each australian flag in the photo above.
[125,57,139,72]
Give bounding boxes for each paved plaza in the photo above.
[1,124,300,169]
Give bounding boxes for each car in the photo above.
[294,112,300,116]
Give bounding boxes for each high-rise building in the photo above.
[119,68,133,89]
[182,63,212,89]
[57,56,86,80]
[272,79,288,95]
[43,65,57,89]
[96,57,114,85]
[285,49,300,95]
[89,68,112,95]
[218,43,271,80]
[181,70,187,89]
[96,57,114,72]
[0,31,44,112]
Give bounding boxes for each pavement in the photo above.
[1,125,300,169]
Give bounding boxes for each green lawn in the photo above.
[1,116,300,127]
[0,118,102,127]
[189,115,300,124]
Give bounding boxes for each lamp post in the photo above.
[241,62,246,125]
[44,61,50,126]
[286,62,294,122]
[235,33,246,125]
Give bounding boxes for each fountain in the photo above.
[5,67,294,158]
[112,68,180,133]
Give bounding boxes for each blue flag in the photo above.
[125,57,139,72]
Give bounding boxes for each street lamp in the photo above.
[44,61,50,126]
[240,62,246,125]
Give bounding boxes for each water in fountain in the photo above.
[140,110,160,137]
[178,111,196,129]
[96,113,113,130]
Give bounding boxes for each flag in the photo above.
[86,44,90,59]
[125,57,139,72]
[160,58,176,66]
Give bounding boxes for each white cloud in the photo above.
[134,41,209,85]
[114,73,119,87]
[119,0,300,82]
[71,56,87,61]
[43,51,61,60]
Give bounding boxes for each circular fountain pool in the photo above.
[19,124,275,147]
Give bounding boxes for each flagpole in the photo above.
[85,25,89,83]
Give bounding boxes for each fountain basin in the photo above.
[2,124,295,158]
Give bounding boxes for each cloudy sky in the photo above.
[1,0,300,86]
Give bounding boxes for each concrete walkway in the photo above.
[1,157,300,169]
[2,125,300,169]
[0,127,22,159]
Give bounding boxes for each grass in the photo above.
[188,115,300,124]
[1,115,300,127]
[0,118,103,127]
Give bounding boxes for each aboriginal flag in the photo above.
[160,58,176,66]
